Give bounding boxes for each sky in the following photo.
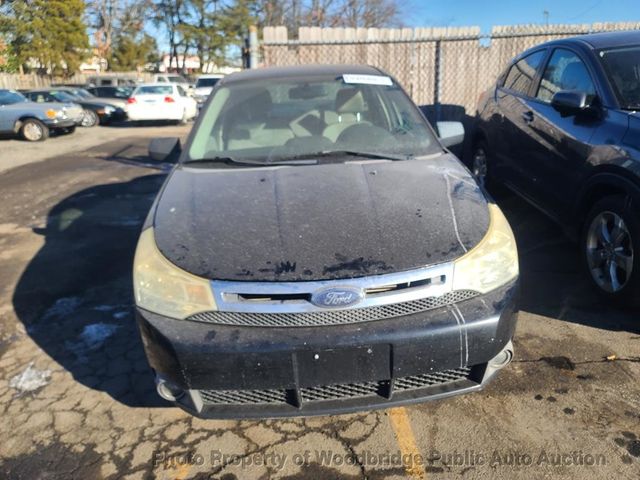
[405,0,639,33]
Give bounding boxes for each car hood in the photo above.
[153,154,491,281]
[93,97,126,109]
[1,101,64,112]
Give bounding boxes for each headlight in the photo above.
[452,203,518,294]
[133,228,216,319]
[45,109,57,119]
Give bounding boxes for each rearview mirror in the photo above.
[149,137,181,162]
[551,91,596,118]
[437,121,465,148]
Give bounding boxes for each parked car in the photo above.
[24,88,124,126]
[86,75,138,87]
[126,83,197,123]
[134,65,520,418]
[0,89,76,141]
[475,30,640,305]
[54,86,129,112]
[193,74,224,104]
[85,85,133,109]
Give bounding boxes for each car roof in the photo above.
[542,30,640,50]
[134,83,177,88]
[221,64,384,85]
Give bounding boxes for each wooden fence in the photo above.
[262,22,640,115]
[0,71,154,90]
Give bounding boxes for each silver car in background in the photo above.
[0,89,77,141]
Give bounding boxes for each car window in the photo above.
[196,78,220,88]
[136,85,173,95]
[503,50,546,96]
[177,85,188,97]
[537,48,597,103]
[188,74,441,163]
[0,90,27,105]
[599,45,640,109]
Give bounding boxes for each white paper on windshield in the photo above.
[343,74,393,86]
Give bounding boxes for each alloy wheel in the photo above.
[586,211,634,293]
[23,122,43,141]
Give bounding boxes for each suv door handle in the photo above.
[522,111,534,124]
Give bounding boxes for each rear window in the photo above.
[136,86,173,95]
[503,50,546,96]
[196,78,221,88]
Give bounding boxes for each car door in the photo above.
[524,47,603,218]
[494,49,548,196]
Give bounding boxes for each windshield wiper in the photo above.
[273,150,411,162]
[183,156,317,167]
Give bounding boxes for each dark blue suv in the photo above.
[475,31,640,305]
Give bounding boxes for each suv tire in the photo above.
[582,195,640,306]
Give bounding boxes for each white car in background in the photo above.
[193,74,224,103]
[126,84,197,123]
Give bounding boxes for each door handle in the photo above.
[522,111,534,124]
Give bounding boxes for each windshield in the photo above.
[50,91,78,102]
[72,88,95,99]
[188,74,439,164]
[599,45,640,109]
[0,90,27,105]
[196,77,221,88]
[136,85,173,95]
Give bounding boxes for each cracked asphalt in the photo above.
[0,125,638,479]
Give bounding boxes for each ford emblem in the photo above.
[311,287,364,308]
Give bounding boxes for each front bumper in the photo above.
[137,281,518,418]
[98,109,127,124]
[43,118,76,129]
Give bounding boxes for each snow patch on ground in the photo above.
[42,297,81,320]
[9,362,51,393]
[65,323,120,360]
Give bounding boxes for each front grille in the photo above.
[188,290,478,327]
[301,381,379,402]
[200,388,287,405]
[199,367,473,407]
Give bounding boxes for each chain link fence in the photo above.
[262,22,640,121]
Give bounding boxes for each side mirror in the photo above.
[149,137,181,162]
[437,121,465,148]
[551,91,596,117]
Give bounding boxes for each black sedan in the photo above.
[475,31,640,306]
[24,88,126,126]
[134,65,520,418]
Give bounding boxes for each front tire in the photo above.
[80,109,99,127]
[20,119,49,142]
[582,195,640,306]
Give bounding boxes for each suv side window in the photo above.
[537,48,596,102]
[503,50,546,96]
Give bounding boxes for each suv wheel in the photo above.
[20,118,49,142]
[582,196,639,305]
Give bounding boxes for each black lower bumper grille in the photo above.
[199,367,473,407]
[188,290,479,327]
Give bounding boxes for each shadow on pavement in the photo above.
[496,190,639,334]
[12,174,169,407]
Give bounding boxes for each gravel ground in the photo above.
[0,127,638,479]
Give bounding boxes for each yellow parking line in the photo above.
[173,464,191,480]
[388,407,426,479]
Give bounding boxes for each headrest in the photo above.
[335,88,366,114]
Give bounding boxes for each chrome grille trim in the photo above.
[198,367,473,406]
[188,290,479,327]
[210,263,455,314]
